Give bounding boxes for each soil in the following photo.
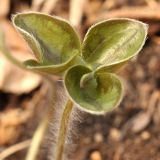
[0,0,160,160]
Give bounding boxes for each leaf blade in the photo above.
[82,18,148,71]
[64,65,123,114]
[13,12,81,74]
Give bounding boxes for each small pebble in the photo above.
[90,151,102,160]
[141,131,151,140]
[94,132,103,143]
[109,128,121,141]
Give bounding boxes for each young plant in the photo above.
[0,12,148,160]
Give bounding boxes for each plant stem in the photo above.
[55,99,73,160]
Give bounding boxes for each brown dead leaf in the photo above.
[130,112,151,133]
[0,108,31,145]
[0,53,41,94]
[120,111,151,139]
[0,80,48,145]
[0,20,41,94]
[122,91,159,135]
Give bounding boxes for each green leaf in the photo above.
[23,57,76,75]
[64,65,123,114]
[82,18,148,72]
[13,12,81,75]
[23,55,86,75]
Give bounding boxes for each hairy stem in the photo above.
[55,99,73,160]
[25,76,55,160]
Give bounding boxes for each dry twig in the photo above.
[69,0,86,28]
[0,0,10,18]
[41,0,59,14]
[0,140,31,160]
[88,5,160,25]
[31,0,45,11]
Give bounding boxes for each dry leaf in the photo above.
[0,53,41,94]
[0,20,41,94]
[130,112,151,133]
[69,0,86,27]
[0,108,31,145]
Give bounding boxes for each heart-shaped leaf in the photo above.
[13,12,81,75]
[64,65,123,114]
[82,18,148,72]
[23,58,77,75]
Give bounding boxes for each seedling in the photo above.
[0,12,148,160]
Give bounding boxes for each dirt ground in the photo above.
[0,0,160,160]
